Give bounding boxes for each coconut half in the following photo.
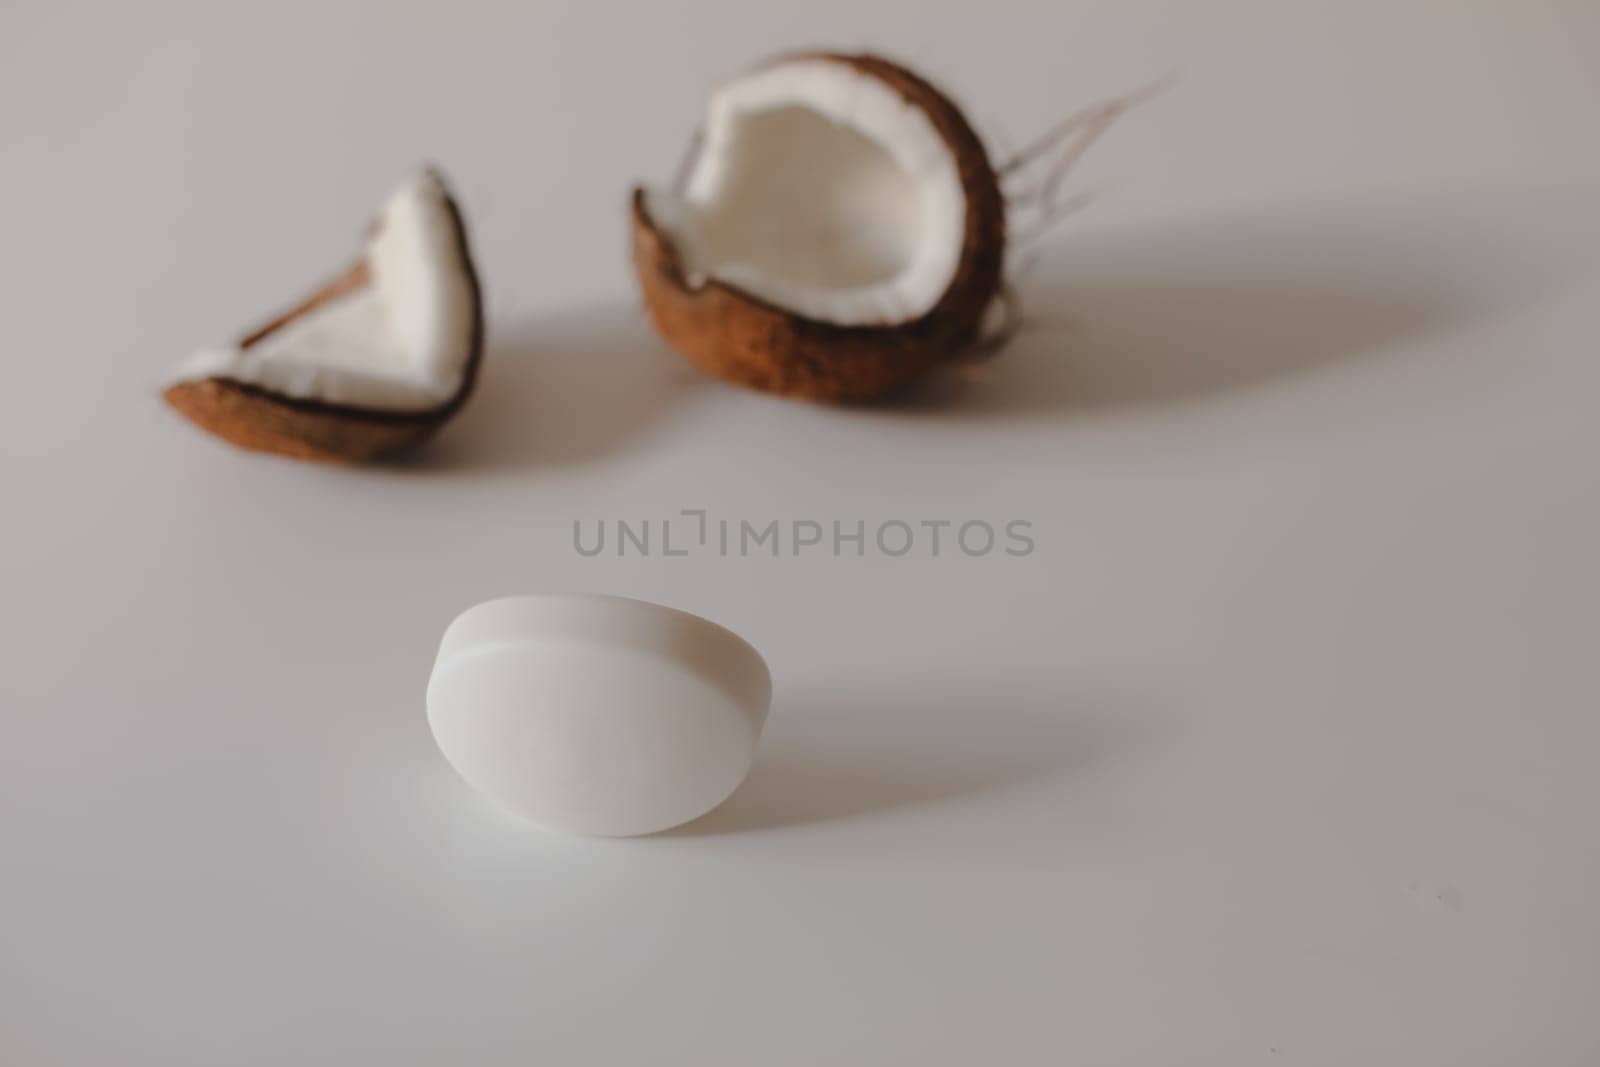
[165,168,483,462]
[633,53,1005,402]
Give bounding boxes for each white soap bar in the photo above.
[426,594,772,836]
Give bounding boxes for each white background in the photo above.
[4,2,1599,1063]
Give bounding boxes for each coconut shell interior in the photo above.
[633,52,1005,403]
[165,185,484,463]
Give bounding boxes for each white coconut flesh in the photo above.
[643,58,969,327]
[170,170,476,412]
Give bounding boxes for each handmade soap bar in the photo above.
[426,594,772,836]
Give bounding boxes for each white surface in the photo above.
[3,2,1599,1064]
[646,55,967,324]
[171,169,478,410]
[427,595,771,836]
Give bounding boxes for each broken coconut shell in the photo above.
[165,169,484,463]
[632,52,1005,403]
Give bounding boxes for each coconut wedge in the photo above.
[633,53,1005,402]
[166,168,483,462]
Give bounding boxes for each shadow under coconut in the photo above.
[666,679,1145,837]
[891,189,1600,417]
[420,302,698,471]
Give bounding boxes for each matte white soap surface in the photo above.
[426,594,772,836]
